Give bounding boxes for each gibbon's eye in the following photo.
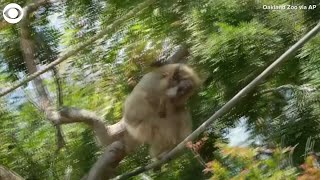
[2,3,24,24]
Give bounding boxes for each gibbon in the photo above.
[123,63,201,159]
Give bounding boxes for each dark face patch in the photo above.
[176,79,193,97]
[172,65,181,81]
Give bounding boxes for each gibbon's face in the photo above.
[174,65,201,97]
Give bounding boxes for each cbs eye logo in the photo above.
[3,3,24,24]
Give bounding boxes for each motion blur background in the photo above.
[0,0,320,179]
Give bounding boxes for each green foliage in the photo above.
[1,0,320,179]
[202,0,258,26]
[153,152,206,180]
[193,22,283,97]
[207,144,297,180]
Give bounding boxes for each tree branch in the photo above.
[59,107,125,146]
[83,141,126,180]
[113,22,320,180]
[52,67,64,107]
[19,0,65,151]
[52,67,66,150]
[0,165,24,180]
[0,0,156,97]
[58,107,128,179]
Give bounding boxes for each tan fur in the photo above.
[158,64,201,117]
[123,63,200,158]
